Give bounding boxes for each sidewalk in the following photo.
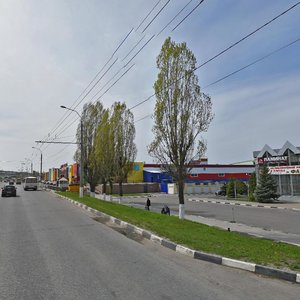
[189,197,300,211]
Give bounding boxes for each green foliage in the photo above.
[236,180,247,195]
[74,102,105,192]
[148,37,213,208]
[226,180,235,198]
[94,102,137,196]
[255,165,279,203]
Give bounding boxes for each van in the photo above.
[24,176,38,191]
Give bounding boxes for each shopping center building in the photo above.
[253,141,300,196]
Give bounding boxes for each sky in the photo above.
[0,0,299,172]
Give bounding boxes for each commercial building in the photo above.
[142,162,255,194]
[253,141,300,196]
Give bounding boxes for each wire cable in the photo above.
[157,0,193,36]
[136,0,162,31]
[129,1,300,110]
[205,37,300,88]
[142,0,171,33]
[172,0,205,31]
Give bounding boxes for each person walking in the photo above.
[145,198,151,210]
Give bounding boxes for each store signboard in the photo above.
[268,165,300,175]
[257,156,288,165]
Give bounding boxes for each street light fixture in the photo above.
[25,158,33,174]
[32,147,42,182]
[60,105,84,198]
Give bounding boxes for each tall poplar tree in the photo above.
[148,37,213,219]
[111,102,137,197]
[74,101,104,195]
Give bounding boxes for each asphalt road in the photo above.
[0,187,299,299]
[121,195,300,235]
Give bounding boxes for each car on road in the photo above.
[215,190,226,196]
[1,185,17,197]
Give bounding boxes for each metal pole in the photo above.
[60,105,84,198]
[80,119,84,198]
[40,152,43,182]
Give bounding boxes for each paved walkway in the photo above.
[188,197,300,211]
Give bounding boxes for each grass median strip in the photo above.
[58,191,300,272]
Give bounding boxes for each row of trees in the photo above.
[74,101,137,197]
[73,37,214,219]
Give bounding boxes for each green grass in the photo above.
[58,191,300,272]
[111,193,150,197]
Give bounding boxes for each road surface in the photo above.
[0,186,299,299]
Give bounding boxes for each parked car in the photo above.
[2,185,17,197]
[215,190,226,196]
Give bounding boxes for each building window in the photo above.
[191,174,198,177]
[218,173,225,177]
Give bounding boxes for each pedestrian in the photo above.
[161,205,170,216]
[145,197,151,210]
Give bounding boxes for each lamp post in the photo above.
[60,105,84,198]
[25,158,33,174]
[32,147,42,182]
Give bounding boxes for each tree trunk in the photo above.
[103,181,107,194]
[103,181,107,200]
[119,181,123,197]
[178,178,185,219]
[90,181,96,198]
[109,180,113,201]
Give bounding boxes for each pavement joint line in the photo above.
[55,192,299,284]
[188,198,300,211]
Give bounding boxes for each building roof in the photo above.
[253,141,300,158]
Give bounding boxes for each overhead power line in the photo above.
[157,0,193,36]
[39,28,134,150]
[136,0,162,31]
[142,0,171,33]
[205,37,300,88]
[129,1,300,110]
[172,0,205,31]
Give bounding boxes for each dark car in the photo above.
[2,185,17,197]
[215,190,226,196]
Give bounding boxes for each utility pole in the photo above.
[32,147,43,182]
[60,105,84,198]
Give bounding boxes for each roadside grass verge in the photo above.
[57,191,300,272]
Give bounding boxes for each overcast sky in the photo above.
[0,0,299,172]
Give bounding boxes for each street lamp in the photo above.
[32,147,42,182]
[60,105,84,198]
[25,158,33,174]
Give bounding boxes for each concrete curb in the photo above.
[55,192,300,284]
[189,198,300,212]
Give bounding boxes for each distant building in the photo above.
[142,162,254,194]
[253,141,300,196]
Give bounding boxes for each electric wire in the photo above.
[129,1,300,110]
[38,28,134,150]
[172,0,205,31]
[122,35,146,61]
[39,0,191,152]
[136,0,162,31]
[157,0,193,36]
[205,37,300,88]
[142,0,171,33]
